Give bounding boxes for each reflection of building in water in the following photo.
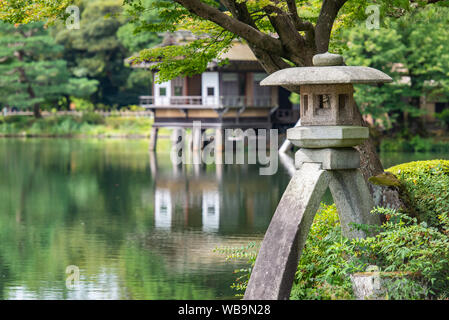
[154,188,172,229]
[202,190,220,232]
[150,153,289,233]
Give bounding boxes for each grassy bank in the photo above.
[0,114,156,138]
[380,136,449,153]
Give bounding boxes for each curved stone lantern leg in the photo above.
[244,163,330,300]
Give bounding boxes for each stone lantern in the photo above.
[243,52,393,300]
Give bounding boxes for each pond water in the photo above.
[0,138,447,300]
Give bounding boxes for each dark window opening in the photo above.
[303,95,308,113]
[339,94,348,112]
[159,87,167,96]
[435,102,449,114]
[207,87,215,96]
[174,86,183,96]
[239,73,246,96]
[316,94,331,109]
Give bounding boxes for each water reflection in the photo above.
[149,149,292,235]
[202,191,220,232]
[0,139,291,300]
[154,189,172,229]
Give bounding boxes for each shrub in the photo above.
[388,160,449,175]
[3,115,28,124]
[218,160,449,299]
[128,105,145,112]
[380,137,449,153]
[71,97,94,112]
[80,112,105,125]
[350,208,449,299]
[387,160,449,229]
[291,204,354,300]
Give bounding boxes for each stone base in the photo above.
[295,148,360,170]
[287,126,369,148]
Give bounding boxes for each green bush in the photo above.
[128,105,145,112]
[219,160,449,299]
[80,112,105,125]
[291,204,354,300]
[71,97,95,112]
[387,160,449,229]
[380,137,449,153]
[388,160,449,176]
[3,115,28,124]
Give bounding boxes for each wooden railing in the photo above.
[139,95,275,108]
[273,109,300,124]
[1,110,154,118]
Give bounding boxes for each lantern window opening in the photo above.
[302,95,309,114]
[338,94,349,115]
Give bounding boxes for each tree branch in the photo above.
[285,0,314,32]
[220,0,258,28]
[174,0,284,55]
[315,0,347,53]
[262,4,309,65]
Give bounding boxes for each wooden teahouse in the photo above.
[132,32,300,150]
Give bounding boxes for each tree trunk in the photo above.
[33,103,42,118]
[353,104,405,212]
[15,50,42,118]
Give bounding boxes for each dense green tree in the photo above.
[52,0,158,107]
[344,6,449,131]
[117,0,161,53]
[0,22,98,117]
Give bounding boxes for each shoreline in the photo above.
[0,133,151,139]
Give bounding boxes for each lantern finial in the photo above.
[312,52,344,66]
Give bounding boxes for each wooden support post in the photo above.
[149,127,159,151]
[171,128,182,145]
[215,128,225,152]
[149,150,157,178]
[192,127,202,152]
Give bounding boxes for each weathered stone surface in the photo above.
[369,172,413,219]
[313,52,344,66]
[287,126,369,148]
[329,169,380,239]
[299,84,356,126]
[351,266,384,300]
[244,163,331,300]
[295,148,360,170]
[351,266,423,300]
[260,66,393,86]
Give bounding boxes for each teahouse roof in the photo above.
[127,31,259,69]
[220,42,258,62]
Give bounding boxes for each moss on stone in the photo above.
[368,172,402,187]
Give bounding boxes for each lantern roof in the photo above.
[261,52,393,86]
